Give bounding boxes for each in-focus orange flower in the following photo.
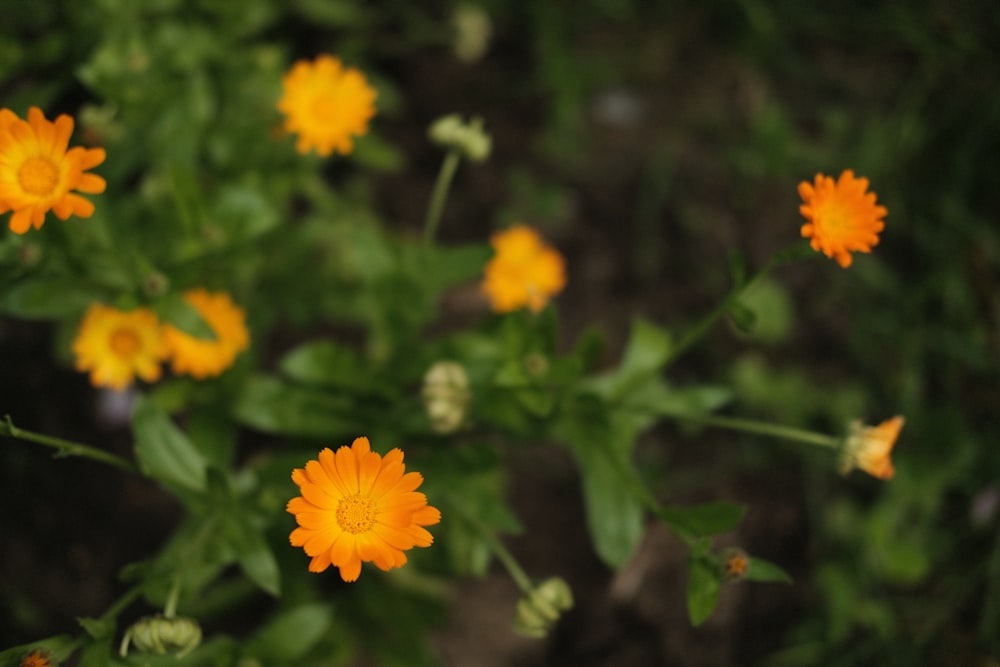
[161,288,249,379]
[481,224,566,313]
[0,106,106,234]
[287,437,441,582]
[277,55,377,157]
[72,304,166,391]
[798,169,887,268]
[840,416,904,480]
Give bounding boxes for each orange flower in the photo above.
[19,650,52,667]
[72,304,167,391]
[840,416,904,480]
[481,224,566,313]
[722,549,750,580]
[161,289,249,379]
[287,437,441,582]
[0,106,106,234]
[798,169,887,268]
[277,55,377,157]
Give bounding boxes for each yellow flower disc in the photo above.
[72,304,167,391]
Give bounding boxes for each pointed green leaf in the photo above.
[244,604,333,662]
[279,341,370,389]
[747,556,793,584]
[221,511,281,596]
[231,376,363,437]
[154,292,216,340]
[132,397,208,493]
[687,555,722,626]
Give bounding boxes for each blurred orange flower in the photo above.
[481,224,566,313]
[287,437,441,582]
[278,55,377,157]
[841,416,904,480]
[798,169,886,268]
[162,289,249,379]
[72,304,166,391]
[0,106,106,234]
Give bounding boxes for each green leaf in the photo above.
[132,396,208,493]
[0,635,76,664]
[657,502,746,539]
[279,341,371,390]
[585,317,671,401]
[154,292,216,340]
[231,376,363,437]
[687,555,722,626]
[746,556,793,584]
[0,277,109,318]
[221,510,281,596]
[244,604,333,662]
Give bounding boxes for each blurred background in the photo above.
[2,1,999,665]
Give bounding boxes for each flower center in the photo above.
[336,493,375,534]
[110,327,141,359]
[18,156,60,197]
[310,94,339,124]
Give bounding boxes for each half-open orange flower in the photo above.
[277,55,377,157]
[161,288,249,379]
[72,304,167,391]
[481,224,566,313]
[798,169,886,268]
[840,416,904,480]
[0,106,106,234]
[287,437,441,582]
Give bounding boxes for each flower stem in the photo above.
[1,414,138,473]
[672,412,840,449]
[422,149,462,246]
[164,575,182,619]
[448,496,534,593]
[667,243,813,365]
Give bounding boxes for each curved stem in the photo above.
[2,415,138,473]
[422,150,462,246]
[449,496,534,593]
[672,412,840,449]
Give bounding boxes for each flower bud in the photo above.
[451,4,492,63]
[721,548,749,582]
[840,416,904,480]
[422,360,471,434]
[119,615,202,659]
[513,577,573,638]
[428,114,492,162]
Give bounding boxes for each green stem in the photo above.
[1,415,138,473]
[422,150,462,246]
[164,575,182,619]
[673,412,840,449]
[449,496,534,593]
[667,243,813,365]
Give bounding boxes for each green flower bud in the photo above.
[513,577,573,638]
[119,615,202,659]
[422,360,471,434]
[451,4,492,63]
[428,114,492,162]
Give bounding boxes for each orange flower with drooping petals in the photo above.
[161,288,249,379]
[72,304,167,391]
[481,224,566,313]
[277,55,377,157]
[0,106,106,234]
[840,416,904,480]
[19,649,53,667]
[287,437,441,582]
[798,169,887,268]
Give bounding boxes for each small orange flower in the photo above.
[72,304,167,391]
[481,224,566,313]
[277,55,377,157]
[287,437,441,582]
[798,169,887,268]
[0,106,106,234]
[20,649,53,667]
[841,416,904,480]
[161,289,249,379]
[722,549,749,580]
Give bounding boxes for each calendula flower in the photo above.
[722,549,750,581]
[481,224,566,313]
[287,437,441,582]
[72,304,167,391]
[161,288,249,379]
[840,416,904,480]
[19,650,53,667]
[277,55,377,157]
[0,106,106,234]
[798,169,887,268]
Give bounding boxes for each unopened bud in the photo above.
[452,4,492,63]
[721,548,749,582]
[513,577,573,638]
[428,114,492,162]
[422,360,470,434]
[120,615,202,659]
